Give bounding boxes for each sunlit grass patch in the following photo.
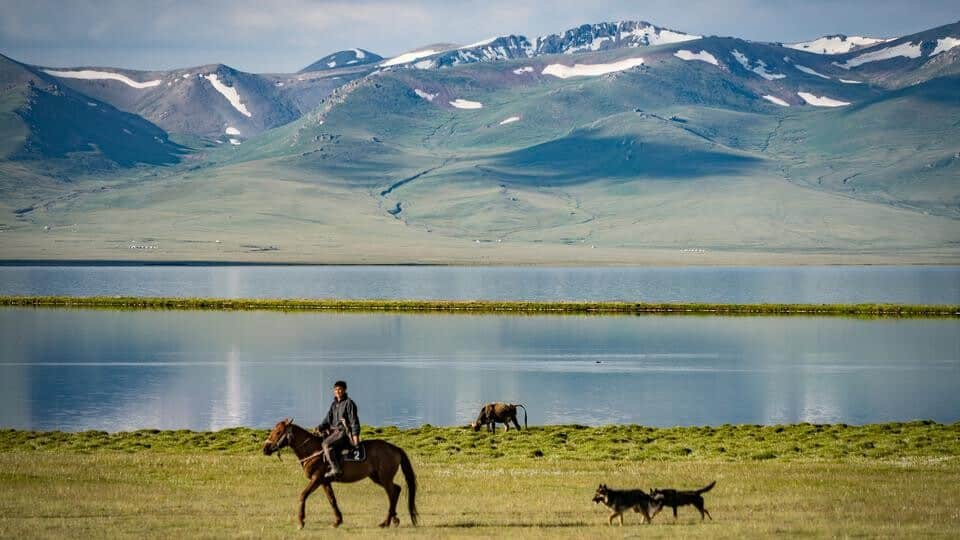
[3,421,957,462]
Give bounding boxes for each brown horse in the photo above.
[262,418,418,529]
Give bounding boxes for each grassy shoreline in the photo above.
[1,423,958,538]
[1,295,958,316]
[3,422,957,461]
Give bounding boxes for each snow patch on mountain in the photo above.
[450,98,483,109]
[229,138,241,145]
[204,74,252,117]
[798,92,850,107]
[414,89,437,101]
[382,49,442,67]
[674,50,719,66]
[461,37,498,49]
[837,41,923,69]
[839,78,862,84]
[762,95,790,107]
[512,66,534,74]
[794,64,830,79]
[225,127,241,135]
[42,69,162,89]
[620,23,700,46]
[542,57,645,79]
[352,48,366,59]
[499,116,520,125]
[786,35,890,55]
[731,50,785,80]
[932,37,960,56]
[414,60,436,69]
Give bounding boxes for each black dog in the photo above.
[650,480,715,520]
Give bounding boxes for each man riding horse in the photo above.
[315,380,361,479]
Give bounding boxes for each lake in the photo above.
[1,264,958,303]
[1,307,957,431]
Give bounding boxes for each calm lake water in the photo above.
[1,265,958,303]
[2,308,957,431]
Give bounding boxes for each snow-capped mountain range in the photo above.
[2,17,959,156]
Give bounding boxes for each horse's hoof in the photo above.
[331,521,342,529]
[297,523,304,531]
[393,516,400,527]
[378,521,389,528]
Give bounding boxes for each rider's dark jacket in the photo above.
[317,394,360,436]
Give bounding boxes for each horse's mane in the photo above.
[288,422,321,441]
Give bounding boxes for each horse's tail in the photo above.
[516,403,527,429]
[399,448,418,526]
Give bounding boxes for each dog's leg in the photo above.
[608,512,617,526]
[673,505,678,519]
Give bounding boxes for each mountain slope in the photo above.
[37,62,352,141]
[771,74,960,216]
[0,54,183,169]
[827,20,960,88]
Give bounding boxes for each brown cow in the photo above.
[471,402,527,432]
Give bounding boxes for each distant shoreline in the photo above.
[1,259,959,267]
[1,296,956,316]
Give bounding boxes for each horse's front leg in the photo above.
[322,483,344,528]
[297,476,322,530]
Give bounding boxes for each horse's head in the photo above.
[262,417,294,456]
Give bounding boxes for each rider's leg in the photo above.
[322,429,346,478]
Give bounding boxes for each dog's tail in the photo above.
[696,481,716,494]
[515,404,527,429]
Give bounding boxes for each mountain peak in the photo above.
[300,49,383,73]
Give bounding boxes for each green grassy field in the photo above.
[1,296,957,317]
[1,423,958,538]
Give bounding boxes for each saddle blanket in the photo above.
[341,444,366,462]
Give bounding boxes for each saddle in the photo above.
[340,443,366,462]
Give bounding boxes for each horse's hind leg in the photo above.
[321,483,343,528]
[380,481,401,527]
[297,476,322,530]
[371,475,400,528]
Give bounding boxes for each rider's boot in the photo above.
[322,445,342,479]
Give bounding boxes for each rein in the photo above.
[270,425,319,462]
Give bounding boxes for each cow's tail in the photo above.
[697,481,716,494]
[399,447,419,526]
[515,404,527,429]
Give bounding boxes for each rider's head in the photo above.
[333,380,347,400]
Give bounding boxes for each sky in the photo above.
[1,0,958,73]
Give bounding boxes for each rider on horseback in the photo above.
[316,380,361,479]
